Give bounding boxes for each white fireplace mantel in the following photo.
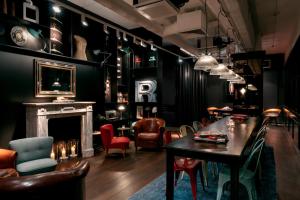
[23,101,96,158]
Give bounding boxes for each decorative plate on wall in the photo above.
[10,26,27,46]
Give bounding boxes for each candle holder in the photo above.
[57,141,68,160]
[67,139,79,158]
[50,144,56,160]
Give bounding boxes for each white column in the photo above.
[81,105,94,157]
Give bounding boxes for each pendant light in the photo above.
[210,7,228,75]
[194,0,218,71]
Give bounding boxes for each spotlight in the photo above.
[81,15,88,26]
[116,30,121,40]
[151,44,157,51]
[103,24,109,34]
[123,32,128,42]
[52,5,61,13]
[140,40,147,48]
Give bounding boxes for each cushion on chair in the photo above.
[16,158,57,176]
[9,137,53,165]
[137,132,160,141]
[111,136,130,144]
[9,137,57,176]
[110,137,130,149]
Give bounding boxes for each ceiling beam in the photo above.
[219,0,256,50]
[94,0,201,56]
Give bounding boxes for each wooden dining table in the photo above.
[165,116,258,200]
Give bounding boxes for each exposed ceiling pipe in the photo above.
[95,0,201,56]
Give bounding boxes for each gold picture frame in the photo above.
[35,59,76,98]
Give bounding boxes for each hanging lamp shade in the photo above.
[210,63,229,75]
[194,54,218,71]
[219,70,236,79]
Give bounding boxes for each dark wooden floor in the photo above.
[84,125,300,200]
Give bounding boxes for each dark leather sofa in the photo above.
[133,118,165,151]
[0,160,90,200]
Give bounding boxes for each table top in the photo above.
[165,116,258,161]
[117,127,130,130]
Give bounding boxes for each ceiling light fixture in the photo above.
[194,0,218,71]
[123,32,128,42]
[116,30,121,40]
[103,24,109,34]
[81,15,88,26]
[210,63,229,76]
[140,40,147,47]
[151,44,157,51]
[52,5,61,13]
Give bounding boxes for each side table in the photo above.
[117,127,130,136]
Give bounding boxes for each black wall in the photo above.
[285,36,300,113]
[206,75,232,107]
[0,50,103,147]
[263,70,279,108]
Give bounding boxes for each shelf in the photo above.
[0,14,50,30]
[0,44,100,66]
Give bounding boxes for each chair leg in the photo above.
[216,175,226,200]
[188,171,197,200]
[198,164,206,191]
[202,161,208,187]
[105,148,109,156]
[174,171,180,186]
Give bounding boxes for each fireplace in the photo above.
[23,101,95,158]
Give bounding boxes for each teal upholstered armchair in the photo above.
[9,137,57,176]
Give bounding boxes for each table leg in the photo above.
[230,163,239,200]
[166,150,174,200]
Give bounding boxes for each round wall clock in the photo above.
[10,26,28,46]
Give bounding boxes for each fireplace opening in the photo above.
[48,116,81,156]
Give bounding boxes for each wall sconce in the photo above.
[116,30,121,40]
[81,15,88,26]
[178,57,183,63]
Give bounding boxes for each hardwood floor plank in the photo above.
[265,126,300,200]
[83,126,300,200]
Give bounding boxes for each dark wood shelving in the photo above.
[0,44,100,66]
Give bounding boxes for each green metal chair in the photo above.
[179,125,195,138]
[216,138,265,200]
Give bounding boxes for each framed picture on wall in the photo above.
[136,106,143,119]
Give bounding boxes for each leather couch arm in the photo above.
[0,149,17,169]
[0,160,90,200]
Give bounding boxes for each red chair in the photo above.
[100,124,130,158]
[0,149,19,178]
[165,133,205,200]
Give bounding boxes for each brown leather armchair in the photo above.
[133,118,165,151]
[0,149,18,178]
[0,160,90,200]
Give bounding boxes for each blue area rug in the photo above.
[129,146,276,200]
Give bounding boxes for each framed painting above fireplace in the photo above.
[35,59,76,98]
